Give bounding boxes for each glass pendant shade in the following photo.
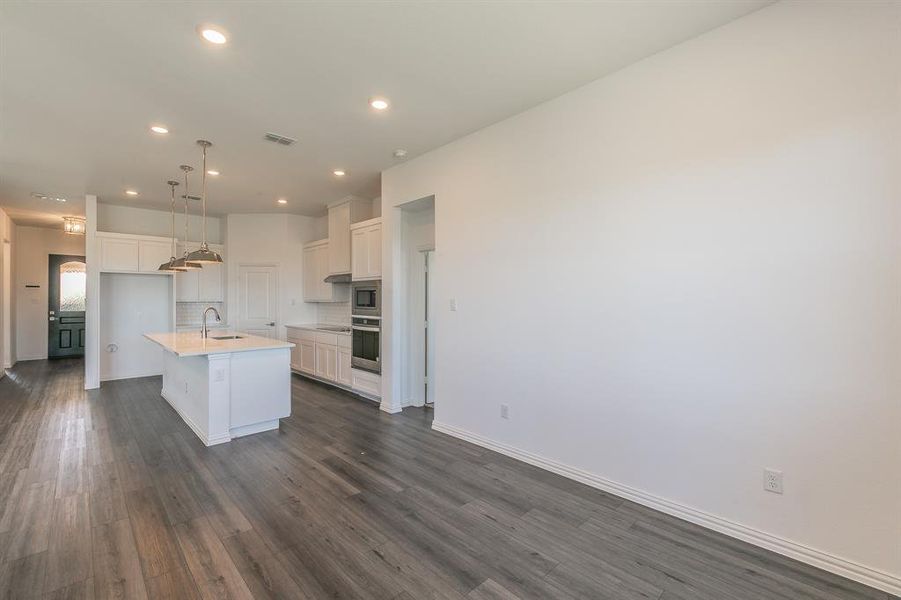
[63,216,86,235]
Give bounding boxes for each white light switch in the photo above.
[449,298,457,312]
[214,368,226,382]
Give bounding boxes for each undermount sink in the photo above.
[211,335,244,340]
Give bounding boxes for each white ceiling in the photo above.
[0,0,770,226]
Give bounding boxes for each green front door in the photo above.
[48,254,86,358]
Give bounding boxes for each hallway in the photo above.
[0,360,891,599]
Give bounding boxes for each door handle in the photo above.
[267,322,275,326]
[49,316,56,321]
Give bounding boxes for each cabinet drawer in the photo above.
[351,368,381,398]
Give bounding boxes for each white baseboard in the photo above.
[161,388,230,446]
[101,369,162,382]
[431,420,901,597]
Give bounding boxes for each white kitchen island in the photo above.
[144,331,295,446]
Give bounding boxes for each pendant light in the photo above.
[186,139,223,264]
[158,179,186,271]
[172,165,202,271]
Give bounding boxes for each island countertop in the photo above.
[144,331,295,357]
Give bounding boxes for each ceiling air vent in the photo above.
[264,132,297,146]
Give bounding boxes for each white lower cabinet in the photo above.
[287,326,364,393]
[299,340,316,374]
[338,347,352,386]
[351,368,381,399]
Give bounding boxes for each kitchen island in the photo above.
[144,331,295,446]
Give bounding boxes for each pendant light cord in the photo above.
[183,169,191,257]
[169,182,177,258]
[200,142,208,249]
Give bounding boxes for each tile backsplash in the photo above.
[176,302,225,326]
[317,301,351,326]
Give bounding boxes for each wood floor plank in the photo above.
[5,480,56,562]
[125,487,184,580]
[144,566,203,600]
[92,518,149,600]
[173,516,253,600]
[221,529,309,600]
[43,493,93,594]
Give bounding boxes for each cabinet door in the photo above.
[100,238,139,272]
[351,228,367,280]
[288,338,301,371]
[175,269,199,302]
[303,247,319,301]
[338,347,352,386]
[299,340,316,374]
[317,246,333,300]
[198,261,224,301]
[314,342,337,381]
[367,224,382,278]
[139,240,172,273]
[328,202,351,275]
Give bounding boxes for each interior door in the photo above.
[48,254,86,358]
[237,264,278,338]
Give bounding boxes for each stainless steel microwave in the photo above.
[351,280,380,317]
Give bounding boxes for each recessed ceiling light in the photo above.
[369,97,389,111]
[150,125,169,134]
[333,169,346,177]
[277,198,287,205]
[207,170,219,176]
[55,197,67,203]
[393,149,407,159]
[197,25,227,45]
[125,190,139,196]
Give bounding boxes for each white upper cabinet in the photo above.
[327,196,372,275]
[303,239,348,302]
[351,218,382,281]
[98,232,175,274]
[174,243,225,302]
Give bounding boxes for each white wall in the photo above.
[15,225,85,360]
[100,273,172,380]
[0,207,15,369]
[98,203,223,244]
[226,214,320,339]
[382,1,900,592]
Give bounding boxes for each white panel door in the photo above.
[237,265,278,338]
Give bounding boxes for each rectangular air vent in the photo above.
[264,132,297,146]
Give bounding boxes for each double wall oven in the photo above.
[351,281,381,373]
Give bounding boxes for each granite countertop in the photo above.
[144,331,295,357]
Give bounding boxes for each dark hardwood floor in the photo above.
[0,358,893,599]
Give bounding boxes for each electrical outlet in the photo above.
[500,404,509,419]
[764,468,783,494]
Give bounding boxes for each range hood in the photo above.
[324,273,352,284]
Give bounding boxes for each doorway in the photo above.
[2,240,11,369]
[48,254,86,358]
[237,264,278,338]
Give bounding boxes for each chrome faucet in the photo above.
[201,306,221,338]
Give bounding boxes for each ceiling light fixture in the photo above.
[55,197,67,202]
[172,165,202,271]
[333,169,346,177]
[158,180,185,272]
[150,125,169,134]
[63,216,86,235]
[393,149,407,159]
[125,190,138,196]
[185,140,223,264]
[369,97,389,111]
[206,169,219,176]
[277,198,287,205]
[198,25,227,45]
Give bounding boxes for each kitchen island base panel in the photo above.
[159,347,290,446]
